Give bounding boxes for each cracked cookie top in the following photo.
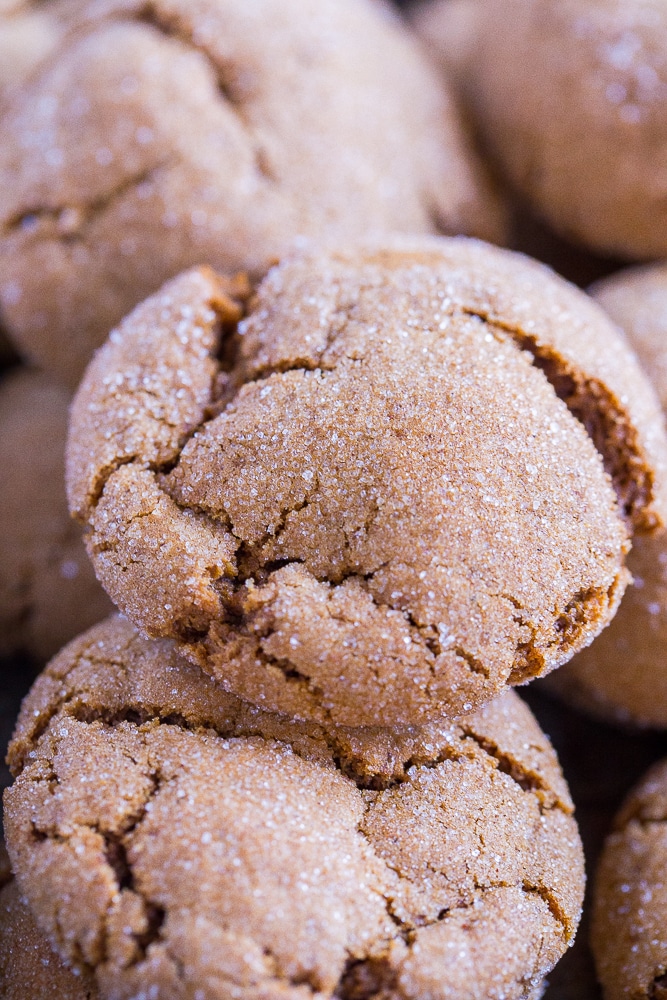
[67,238,667,727]
[5,615,583,1000]
[592,758,667,1000]
[0,843,98,1000]
[0,368,113,661]
[0,0,505,389]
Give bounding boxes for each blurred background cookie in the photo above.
[544,263,667,728]
[4,615,584,1000]
[592,757,667,999]
[0,367,113,662]
[67,240,667,727]
[0,0,506,389]
[416,0,667,261]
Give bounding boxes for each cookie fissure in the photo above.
[335,955,401,1000]
[521,882,571,938]
[650,972,667,999]
[4,159,175,242]
[463,309,653,530]
[132,1,277,183]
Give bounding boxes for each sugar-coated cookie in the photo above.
[445,0,667,260]
[592,758,667,999]
[0,0,505,389]
[0,368,113,660]
[0,843,98,1000]
[5,615,583,1000]
[0,0,68,107]
[67,239,667,727]
[545,264,667,726]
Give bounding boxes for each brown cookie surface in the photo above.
[545,264,667,727]
[0,368,113,661]
[0,843,98,1000]
[5,615,584,1000]
[592,758,667,999]
[454,0,667,260]
[0,0,505,389]
[67,239,667,727]
[0,0,69,107]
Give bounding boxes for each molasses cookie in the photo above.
[545,264,667,727]
[446,0,667,260]
[0,0,505,389]
[592,758,667,999]
[5,615,584,1000]
[0,843,98,999]
[0,368,113,661]
[67,239,667,727]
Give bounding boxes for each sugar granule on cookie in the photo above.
[5,615,584,1000]
[66,238,667,728]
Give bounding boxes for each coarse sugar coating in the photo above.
[0,843,98,999]
[592,758,667,1000]
[0,367,113,660]
[0,0,505,389]
[67,238,667,727]
[5,615,583,1000]
[453,0,667,260]
[544,264,667,727]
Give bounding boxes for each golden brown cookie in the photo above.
[544,264,667,727]
[67,239,667,727]
[0,0,505,390]
[452,0,667,260]
[0,367,113,660]
[592,758,667,999]
[4,615,584,1000]
[0,843,98,1000]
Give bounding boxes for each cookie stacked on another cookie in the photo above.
[3,615,583,1000]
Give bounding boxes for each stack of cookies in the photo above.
[4,2,667,999]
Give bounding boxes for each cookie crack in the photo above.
[4,160,175,241]
[457,725,571,815]
[133,1,276,182]
[461,307,655,531]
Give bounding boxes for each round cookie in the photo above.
[0,0,505,390]
[5,614,584,1000]
[453,0,667,260]
[544,264,667,727]
[0,844,98,999]
[592,758,667,999]
[0,367,113,661]
[67,238,667,727]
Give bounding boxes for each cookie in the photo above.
[592,758,667,999]
[0,843,98,999]
[544,264,667,727]
[447,0,667,260]
[66,238,667,727]
[4,614,584,1000]
[0,0,505,390]
[0,367,113,660]
[410,0,479,84]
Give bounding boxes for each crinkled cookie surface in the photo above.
[5,615,583,1000]
[593,758,667,1000]
[67,239,667,727]
[0,0,504,388]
